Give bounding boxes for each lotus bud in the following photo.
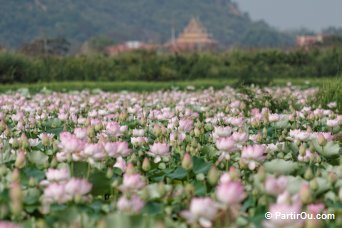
[195,121,202,128]
[208,166,219,185]
[158,163,166,170]
[125,163,135,175]
[239,160,247,169]
[36,219,48,228]
[0,165,7,176]
[19,134,29,149]
[158,182,166,196]
[10,182,22,216]
[52,142,59,153]
[328,171,338,183]
[11,138,19,149]
[50,157,58,168]
[74,194,82,204]
[194,128,201,137]
[153,124,161,136]
[299,144,306,156]
[85,118,91,127]
[106,168,113,179]
[0,121,6,133]
[29,177,37,187]
[142,157,151,172]
[111,179,120,188]
[304,168,314,180]
[4,127,11,137]
[182,153,193,171]
[94,123,103,132]
[300,183,312,204]
[196,173,205,181]
[258,195,267,206]
[309,179,318,191]
[41,133,50,146]
[262,127,268,139]
[14,149,26,169]
[204,124,213,131]
[184,183,194,195]
[87,126,96,138]
[256,132,262,143]
[0,204,9,219]
[257,166,266,182]
[11,169,20,182]
[317,133,327,146]
[277,152,284,159]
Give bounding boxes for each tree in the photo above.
[20,37,70,56]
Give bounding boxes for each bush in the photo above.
[0,47,341,84]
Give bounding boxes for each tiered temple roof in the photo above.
[167,17,217,52]
[175,18,216,45]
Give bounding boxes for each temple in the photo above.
[167,17,217,52]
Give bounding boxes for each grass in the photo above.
[0,78,338,93]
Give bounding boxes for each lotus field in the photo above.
[0,85,341,227]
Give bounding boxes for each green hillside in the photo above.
[0,0,293,48]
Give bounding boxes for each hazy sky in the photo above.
[237,0,342,31]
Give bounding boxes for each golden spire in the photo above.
[175,17,216,45]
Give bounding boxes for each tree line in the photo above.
[0,47,341,85]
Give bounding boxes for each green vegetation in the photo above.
[0,48,341,84]
[0,0,292,48]
[315,77,342,111]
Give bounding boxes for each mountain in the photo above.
[0,0,293,48]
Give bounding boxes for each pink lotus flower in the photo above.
[327,102,337,108]
[105,142,131,158]
[114,157,127,171]
[298,149,317,162]
[148,143,170,161]
[117,195,144,214]
[212,126,232,140]
[264,202,303,228]
[216,180,246,205]
[74,128,87,139]
[132,129,145,137]
[46,168,70,183]
[119,173,145,192]
[116,142,132,157]
[215,136,236,152]
[181,197,218,228]
[106,122,122,137]
[0,221,20,228]
[269,114,280,122]
[289,129,310,141]
[241,144,266,170]
[310,132,333,144]
[327,119,340,127]
[43,183,70,204]
[230,100,241,109]
[232,132,248,143]
[170,131,186,143]
[307,203,324,215]
[59,132,85,153]
[229,117,244,127]
[84,143,106,160]
[179,118,193,132]
[131,137,148,145]
[265,176,288,196]
[65,178,92,196]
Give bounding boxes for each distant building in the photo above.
[296,34,325,48]
[166,17,217,52]
[106,41,157,56]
